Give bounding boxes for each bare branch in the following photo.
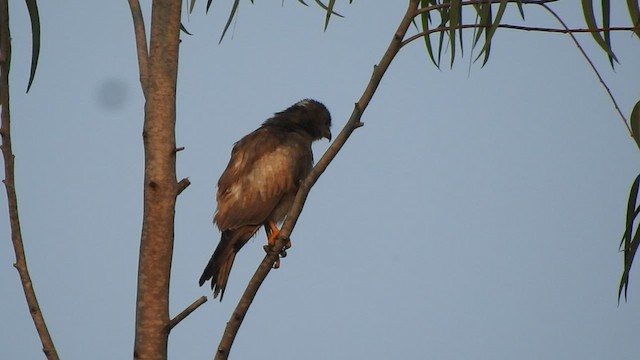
[540,3,633,138]
[128,0,150,98]
[0,1,59,359]
[167,296,207,331]
[214,250,280,360]
[213,2,422,359]
[402,23,640,48]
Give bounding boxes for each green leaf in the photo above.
[207,0,214,13]
[324,0,336,30]
[631,100,640,150]
[601,0,614,68]
[25,0,40,93]
[312,0,343,30]
[219,0,240,43]
[472,2,490,47]
[180,23,193,35]
[627,0,640,38]
[435,3,450,67]
[581,0,618,63]
[475,0,507,66]
[449,0,461,67]
[190,0,197,13]
[420,0,440,68]
[623,174,640,250]
[296,0,309,6]
[619,174,640,302]
[516,0,525,20]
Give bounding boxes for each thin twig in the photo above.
[213,1,422,359]
[167,296,208,331]
[0,1,59,359]
[414,0,558,17]
[128,0,150,98]
[404,0,635,136]
[402,23,639,48]
[540,3,632,136]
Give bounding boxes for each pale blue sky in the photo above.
[2,1,640,359]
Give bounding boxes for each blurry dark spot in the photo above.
[96,78,129,111]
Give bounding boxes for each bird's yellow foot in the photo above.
[264,221,278,245]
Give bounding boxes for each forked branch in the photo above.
[128,0,150,98]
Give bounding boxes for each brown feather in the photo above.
[199,99,331,300]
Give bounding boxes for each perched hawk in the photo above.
[199,99,332,300]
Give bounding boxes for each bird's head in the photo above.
[273,99,332,141]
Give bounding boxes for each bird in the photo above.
[199,99,332,300]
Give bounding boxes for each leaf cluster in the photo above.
[414,0,640,69]
[185,0,352,43]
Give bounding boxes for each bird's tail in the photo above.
[199,252,236,301]
[199,227,257,300]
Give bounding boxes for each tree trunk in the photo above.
[133,1,182,359]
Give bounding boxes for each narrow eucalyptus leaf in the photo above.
[581,0,618,62]
[437,3,450,66]
[180,23,193,36]
[516,0,525,20]
[630,100,640,149]
[219,0,240,44]
[324,0,337,31]
[627,0,640,38]
[624,174,640,247]
[602,0,614,68]
[473,3,490,47]
[420,1,439,67]
[619,174,640,302]
[475,0,506,65]
[620,223,640,302]
[313,0,343,19]
[25,0,41,92]
[449,0,461,67]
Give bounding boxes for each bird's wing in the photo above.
[214,127,312,231]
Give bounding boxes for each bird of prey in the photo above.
[199,99,332,300]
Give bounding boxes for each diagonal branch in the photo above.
[167,296,207,331]
[128,0,150,98]
[0,1,59,359]
[213,1,422,359]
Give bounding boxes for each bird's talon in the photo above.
[280,249,288,258]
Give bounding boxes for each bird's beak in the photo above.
[324,129,332,141]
